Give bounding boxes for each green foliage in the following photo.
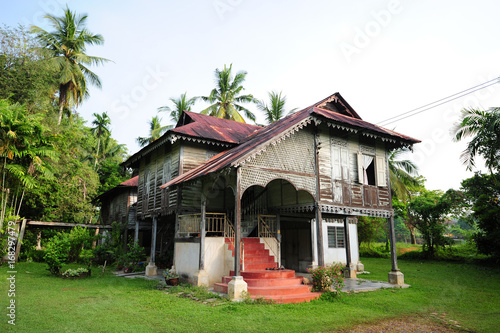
[357,216,387,245]
[408,189,461,255]
[43,227,95,275]
[256,91,297,124]
[30,7,111,124]
[454,107,500,173]
[0,25,57,112]
[307,263,344,293]
[43,232,70,274]
[1,260,500,332]
[93,222,124,265]
[199,64,257,123]
[61,267,89,278]
[461,173,500,259]
[358,242,390,258]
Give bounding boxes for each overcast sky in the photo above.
[2,0,500,191]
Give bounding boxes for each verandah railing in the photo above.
[258,214,280,266]
[177,212,244,270]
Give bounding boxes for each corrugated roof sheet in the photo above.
[122,111,261,168]
[171,111,262,144]
[120,175,139,187]
[161,92,420,189]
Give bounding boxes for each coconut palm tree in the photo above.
[158,92,197,126]
[453,107,500,173]
[388,147,419,201]
[30,7,110,125]
[256,91,297,124]
[136,116,169,147]
[90,112,111,168]
[198,64,257,123]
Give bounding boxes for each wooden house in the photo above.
[122,92,419,302]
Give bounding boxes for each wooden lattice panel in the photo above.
[241,129,316,195]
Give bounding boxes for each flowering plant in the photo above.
[163,268,179,279]
[307,263,344,293]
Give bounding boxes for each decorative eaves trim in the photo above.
[169,134,233,148]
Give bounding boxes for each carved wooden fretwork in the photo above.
[331,137,348,147]
[320,204,393,218]
[360,144,376,155]
[240,167,316,196]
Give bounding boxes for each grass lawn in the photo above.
[1,258,499,332]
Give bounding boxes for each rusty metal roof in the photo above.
[120,175,138,187]
[171,111,262,144]
[161,92,420,189]
[122,111,261,168]
[95,176,138,202]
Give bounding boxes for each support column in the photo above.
[343,217,356,278]
[36,230,42,250]
[276,213,281,267]
[196,196,209,286]
[388,215,404,285]
[313,131,324,267]
[134,220,139,243]
[315,207,324,266]
[234,167,242,276]
[145,216,158,276]
[14,219,27,262]
[310,218,318,269]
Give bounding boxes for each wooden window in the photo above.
[327,226,345,248]
[162,157,171,184]
[375,155,387,187]
[331,145,349,181]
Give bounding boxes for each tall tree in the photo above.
[30,7,110,125]
[90,112,111,168]
[158,92,197,126]
[453,107,500,173]
[199,64,256,123]
[136,116,168,147]
[0,99,56,229]
[256,91,297,124]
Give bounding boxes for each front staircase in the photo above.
[214,237,320,304]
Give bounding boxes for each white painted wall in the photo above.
[174,238,234,286]
[174,242,199,284]
[322,222,359,266]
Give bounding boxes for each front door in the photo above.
[280,219,312,272]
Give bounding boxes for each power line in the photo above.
[377,77,500,127]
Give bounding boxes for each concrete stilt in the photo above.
[228,276,247,301]
[195,270,209,287]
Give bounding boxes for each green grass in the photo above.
[1,259,499,332]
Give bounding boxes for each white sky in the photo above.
[2,0,500,191]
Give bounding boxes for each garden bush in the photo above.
[307,263,345,293]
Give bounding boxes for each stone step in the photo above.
[244,262,278,271]
[251,292,321,304]
[248,284,312,296]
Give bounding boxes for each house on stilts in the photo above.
[121,92,420,303]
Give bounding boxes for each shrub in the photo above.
[61,267,89,278]
[307,263,345,293]
[44,233,70,275]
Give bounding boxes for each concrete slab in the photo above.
[295,272,410,292]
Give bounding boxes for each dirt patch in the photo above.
[398,247,420,255]
[336,315,466,332]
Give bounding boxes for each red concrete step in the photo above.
[243,255,275,264]
[241,237,261,243]
[242,277,304,287]
[242,242,266,251]
[244,263,278,270]
[251,292,321,304]
[232,269,296,279]
[248,284,311,296]
[244,249,270,256]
